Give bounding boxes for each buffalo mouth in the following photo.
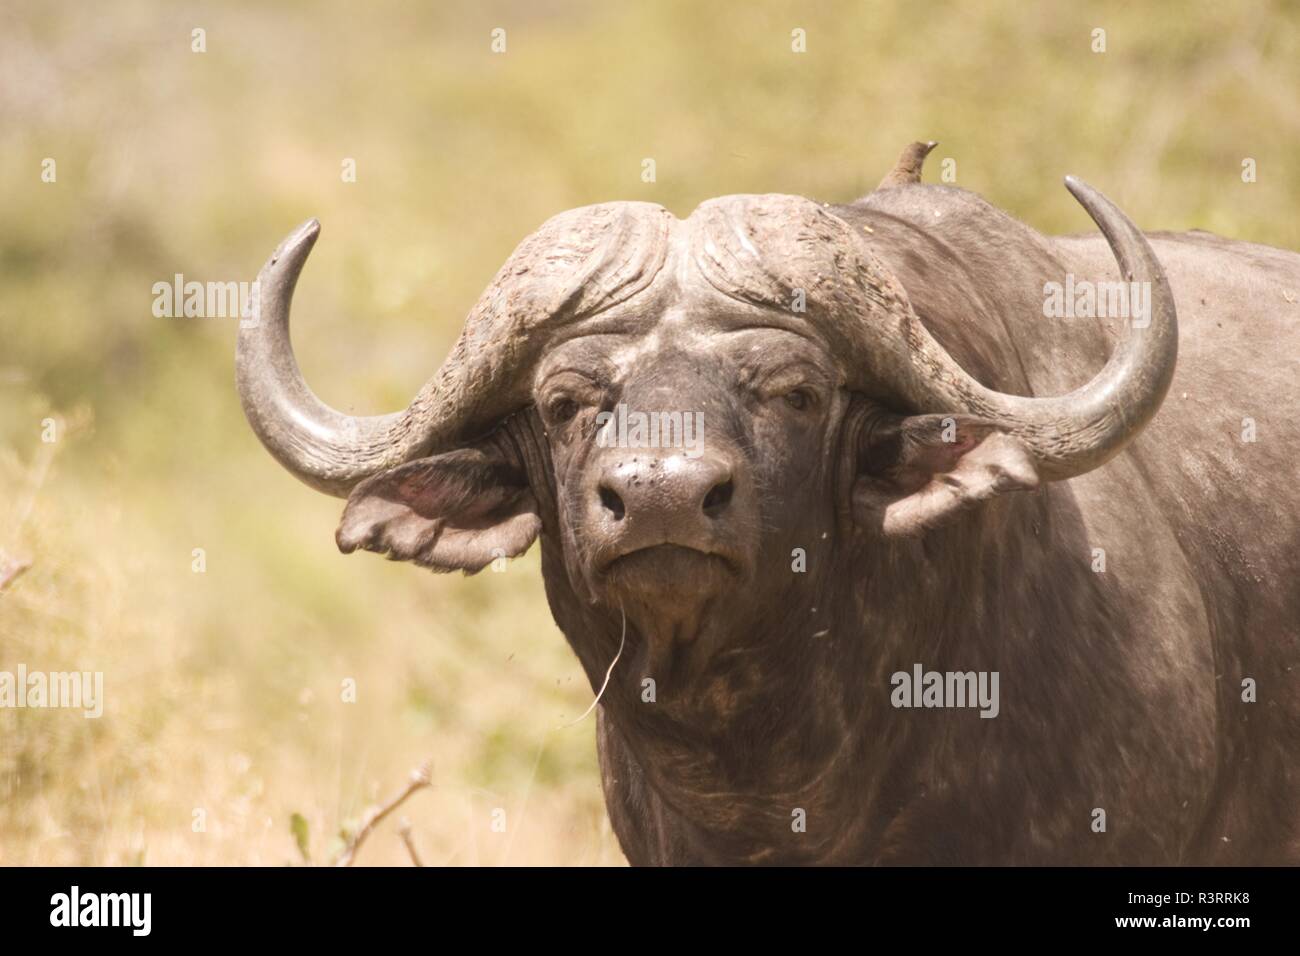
[600,543,743,584]
[596,544,746,653]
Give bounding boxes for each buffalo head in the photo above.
[236,181,1175,674]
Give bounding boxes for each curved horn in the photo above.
[237,204,674,497]
[236,220,431,497]
[881,177,1178,480]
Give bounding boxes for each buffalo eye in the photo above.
[783,388,815,411]
[545,396,580,426]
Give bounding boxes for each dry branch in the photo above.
[397,816,424,867]
[0,554,31,593]
[332,760,433,867]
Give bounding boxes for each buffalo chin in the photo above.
[599,544,739,647]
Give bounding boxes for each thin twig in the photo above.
[332,760,432,867]
[397,816,424,867]
[557,605,625,729]
[503,609,626,864]
[0,555,30,593]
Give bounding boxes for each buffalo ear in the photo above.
[853,413,1039,537]
[336,447,541,573]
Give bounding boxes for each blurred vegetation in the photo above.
[1,0,1297,864]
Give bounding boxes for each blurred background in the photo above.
[1,0,1296,865]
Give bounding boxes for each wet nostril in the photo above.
[599,484,626,521]
[702,479,734,518]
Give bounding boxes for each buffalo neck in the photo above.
[542,492,1051,863]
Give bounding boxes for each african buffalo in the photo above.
[236,143,1299,865]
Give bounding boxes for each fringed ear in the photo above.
[853,413,1039,537]
[336,446,540,574]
